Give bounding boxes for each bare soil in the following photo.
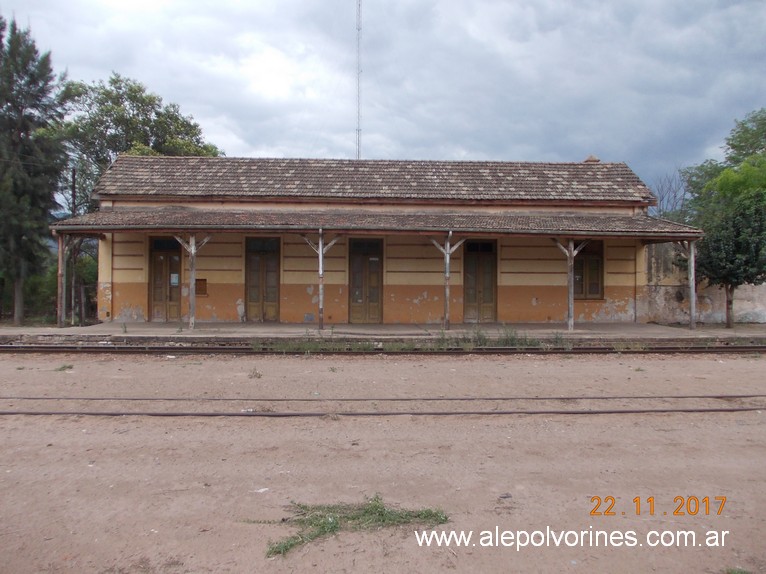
[0,353,764,574]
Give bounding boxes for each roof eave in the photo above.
[50,222,703,241]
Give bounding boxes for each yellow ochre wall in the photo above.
[99,233,148,322]
[497,238,640,323]
[99,233,646,324]
[383,236,462,324]
[180,236,244,322]
[280,235,347,323]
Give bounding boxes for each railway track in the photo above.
[2,393,764,418]
[1,343,765,355]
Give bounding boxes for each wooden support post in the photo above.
[189,235,197,330]
[554,238,589,332]
[174,234,211,330]
[688,240,696,330]
[56,234,65,328]
[430,231,466,330]
[303,230,341,330]
[676,240,698,331]
[70,239,79,326]
[318,230,325,329]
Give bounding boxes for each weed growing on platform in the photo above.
[550,331,573,350]
[433,330,449,350]
[496,326,519,346]
[257,494,448,557]
[54,364,74,372]
[472,327,488,347]
[496,327,542,348]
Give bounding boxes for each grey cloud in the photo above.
[2,0,765,187]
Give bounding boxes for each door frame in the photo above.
[348,238,383,324]
[463,240,497,323]
[149,237,182,322]
[245,237,281,322]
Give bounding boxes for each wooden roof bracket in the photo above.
[302,229,343,330]
[430,230,466,330]
[553,238,590,331]
[174,234,212,330]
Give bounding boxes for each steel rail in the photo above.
[1,344,765,355]
[0,406,762,418]
[2,393,764,403]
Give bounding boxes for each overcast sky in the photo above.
[3,0,765,188]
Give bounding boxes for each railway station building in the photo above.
[51,155,703,329]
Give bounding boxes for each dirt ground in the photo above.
[0,353,764,574]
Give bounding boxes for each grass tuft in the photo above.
[248,366,263,379]
[260,494,448,557]
[54,364,74,372]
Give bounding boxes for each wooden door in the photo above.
[464,242,496,323]
[349,239,382,324]
[246,238,280,322]
[150,250,181,322]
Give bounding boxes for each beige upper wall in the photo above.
[107,198,641,216]
[106,233,643,287]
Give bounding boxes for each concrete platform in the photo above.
[1,321,764,347]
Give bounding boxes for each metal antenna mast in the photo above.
[356,0,362,159]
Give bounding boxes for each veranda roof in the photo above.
[52,206,703,241]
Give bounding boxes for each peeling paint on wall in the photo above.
[646,244,766,323]
[411,291,429,305]
[116,305,145,322]
[99,283,112,303]
[588,296,633,322]
[236,299,245,322]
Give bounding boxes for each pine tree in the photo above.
[0,17,69,324]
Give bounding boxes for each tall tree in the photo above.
[0,17,69,324]
[56,75,222,325]
[725,108,766,165]
[65,73,222,176]
[681,108,766,201]
[692,154,766,327]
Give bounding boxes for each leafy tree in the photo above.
[0,16,70,325]
[57,74,222,324]
[65,73,222,175]
[679,159,726,215]
[667,108,766,223]
[654,109,766,327]
[725,108,766,165]
[693,154,766,327]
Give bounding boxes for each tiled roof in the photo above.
[94,156,656,204]
[53,207,703,239]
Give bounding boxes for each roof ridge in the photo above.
[115,155,630,167]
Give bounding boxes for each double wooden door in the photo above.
[464,241,496,323]
[246,238,280,322]
[349,239,382,324]
[150,250,181,322]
